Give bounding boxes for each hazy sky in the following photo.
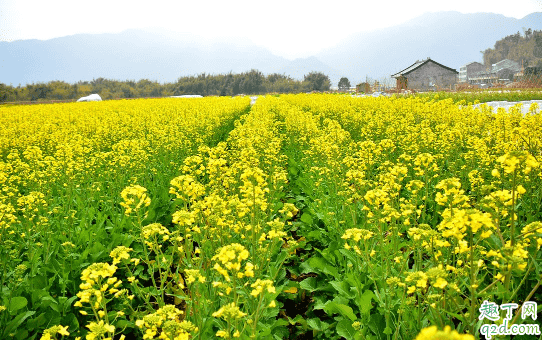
[1,0,541,59]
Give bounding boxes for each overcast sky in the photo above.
[1,0,541,59]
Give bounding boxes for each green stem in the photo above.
[508,261,533,302]
[510,278,541,326]
[468,229,476,334]
[510,171,517,247]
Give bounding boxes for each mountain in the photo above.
[2,11,542,87]
[0,29,291,86]
[1,28,344,86]
[316,11,542,85]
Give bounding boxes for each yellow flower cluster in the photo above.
[85,320,116,340]
[120,185,151,216]
[39,325,70,340]
[135,305,197,340]
[184,269,206,284]
[497,151,539,174]
[169,175,206,203]
[140,223,171,249]
[342,228,375,255]
[79,262,118,286]
[212,243,254,281]
[438,208,495,241]
[435,178,469,208]
[212,302,247,338]
[74,262,127,324]
[250,279,276,297]
[279,203,299,219]
[413,153,439,177]
[414,326,474,340]
[212,302,247,320]
[109,246,133,265]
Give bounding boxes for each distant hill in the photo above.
[277,56,343,86]
[2,11,542,87]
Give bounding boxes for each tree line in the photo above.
[0,70,331,103]
[482,28,542,68]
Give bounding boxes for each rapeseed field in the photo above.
[1,94,540,340]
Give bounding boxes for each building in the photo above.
[468,59,521,84]
[468,68,497,84]
[356,82,371,93]
[459,62,484,83]
[391,58,458,91]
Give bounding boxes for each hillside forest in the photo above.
[482,28,542,68]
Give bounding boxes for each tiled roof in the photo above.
[391,59,426,77]
[463,61,483,67]
[391,58,458,78]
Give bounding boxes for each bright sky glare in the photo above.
[1,0,541,59]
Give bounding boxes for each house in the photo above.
[459,62,484,83]
[391,58,458,91]
[356,82,371,93]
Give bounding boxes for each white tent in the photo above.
[77,94,102,102]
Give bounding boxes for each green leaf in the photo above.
[64,313,80,330]
[307,256,339,277]
[307,318,330,331]
[261,305,279,318]
[14,329,28,340]
[300,213,313,225]
[357,290,375,315]
[337,318,357,340]
[274,250,289,268]
[324,302,357,321]
[257,323,272,337]
[9,296,28,312]
[368,313,385,334]
[3,311,35,335]
[330,280,355,299]
[339,248,359,265]
[44,310,61,326]
[40,296,59,312]
[272,324,290,340]
[26,312,47,330]
[299,277,319,292]
[31,277,50,298]
[313,296,328,310]
[307,230,322,240]
[62,296,79,312]
[145,208,156,221]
